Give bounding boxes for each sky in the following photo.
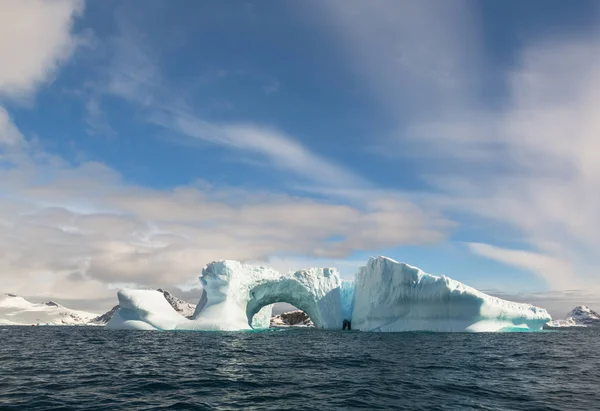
[0,0,599,316]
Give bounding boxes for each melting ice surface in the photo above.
[107,256,551,332]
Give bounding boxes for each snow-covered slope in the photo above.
[352,257,551,332]
[546,306,600,328]
[566,306,600,325]
[90,305,120,325]
[0,294,98,326]
[106,256,551,332]
[157,289,196,319]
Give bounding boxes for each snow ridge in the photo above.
[546,305,600,328]
[0,294,97,326]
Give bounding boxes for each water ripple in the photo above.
[0,327,598,410]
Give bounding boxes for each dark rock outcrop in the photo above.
[90,305,120,324]
[270,310,314,327]
[156,289,196,319]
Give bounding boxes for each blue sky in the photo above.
[1,1,599,314]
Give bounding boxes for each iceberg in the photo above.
[106,256,551,332]
[351,257,550,332]
[108,261,346,331]
[106,289,189,330]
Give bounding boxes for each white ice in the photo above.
[351,257,551,332]
[106,256,552,332]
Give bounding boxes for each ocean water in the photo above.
[0,327,598,410]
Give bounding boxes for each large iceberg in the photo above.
[351,257,550,332]
[106,256,551,332]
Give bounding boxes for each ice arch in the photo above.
[106,256,551,332]
[197,261,346,330]
[245,274,341,329]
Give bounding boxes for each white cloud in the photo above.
[467,243,578,290]
[163,117,369,189]
[0,0,84,101]
[318,1,600,291]
[0,2,453,305]
[0,106,25,146]
[0,131,447,300]
[423,39,600,289]
[310,0,481,120]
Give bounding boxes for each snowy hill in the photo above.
[270,310,314,327]
[157,289,196,319]
[0,294,98,326]
[546,305,600,328]
[90,305,120,325]
[566,306,600,325]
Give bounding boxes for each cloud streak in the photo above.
[319,0,600,290]
[0,2,453,305]
[105,14,369,191]
[0,134,446,300]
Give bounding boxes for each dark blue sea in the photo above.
[0,327,598,410]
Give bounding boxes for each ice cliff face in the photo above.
[352,257,551,332]
[106,256,551,332]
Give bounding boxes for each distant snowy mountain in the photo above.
[545,305,600,328]
[90,305,120,325]
[0,294,98,326]
[270,310,314,327]
[566,306,600,325]
[157,289,196,319]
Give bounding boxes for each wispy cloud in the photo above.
[0,133,445,300]
[103,13,371,190]
[319,0,600,290]
[263,79,280,95]
[0,107,25,147]
[0,4,455,303]
[311,0,481,121]
[467,243,578,290]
